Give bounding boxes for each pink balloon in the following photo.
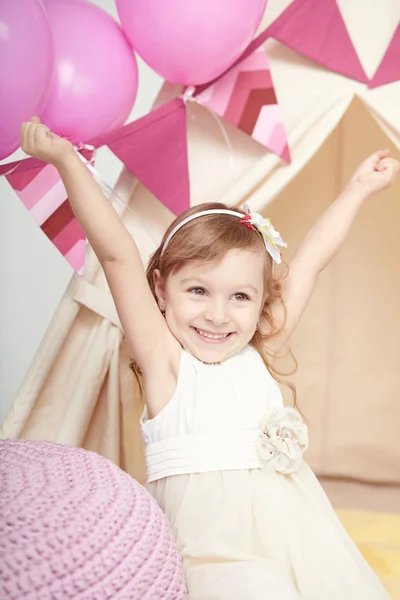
[0,0,54,160]
[41,0,138,143]
[116,0,267,86]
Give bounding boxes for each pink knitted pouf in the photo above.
[0,439,187,600]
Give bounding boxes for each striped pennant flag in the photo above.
[3,156,92,276]
[197,47,290,162]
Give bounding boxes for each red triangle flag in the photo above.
[91,98,190,216]
[266,0,368,83]
[369,23,400,88]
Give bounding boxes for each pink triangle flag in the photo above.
[91,98,190,216]
[197,47,290,162]
[266,0,368,83]
[369,23,400,88]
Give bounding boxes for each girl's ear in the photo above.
[153,269,166,311]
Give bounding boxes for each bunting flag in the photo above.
[196,47,290,162]
[369,23,400,88]
[1,154,93,276]
[266,0,368,84]
[90,97,190,216]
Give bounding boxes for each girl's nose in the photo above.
[204,300,229,326]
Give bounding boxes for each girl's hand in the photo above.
[350,150,400,195]
[20,116,74,167]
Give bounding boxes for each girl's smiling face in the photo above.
[154,248,265,363]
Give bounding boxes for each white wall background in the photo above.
[0,0,163,424]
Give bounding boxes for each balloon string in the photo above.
[180,85,235,178]
[75,144,131,212]
[74,145,161,247]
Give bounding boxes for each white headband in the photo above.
[160,204,287,264]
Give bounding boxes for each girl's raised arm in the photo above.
[20,118,180,387]
[266,151,399,353]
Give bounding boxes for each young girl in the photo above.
[21,117,398,599]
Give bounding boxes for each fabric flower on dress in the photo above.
[241,203,287,264]
[257,407,308,474]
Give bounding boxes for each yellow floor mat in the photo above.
[337,509,400,598]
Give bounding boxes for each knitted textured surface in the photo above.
[0,439,187,600]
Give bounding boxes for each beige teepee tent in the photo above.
[2,0,400,512]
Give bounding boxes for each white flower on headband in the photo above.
[241,203,287,264]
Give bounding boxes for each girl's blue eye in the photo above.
[190,287,206,295]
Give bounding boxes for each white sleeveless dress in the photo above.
[141,345,391,600]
